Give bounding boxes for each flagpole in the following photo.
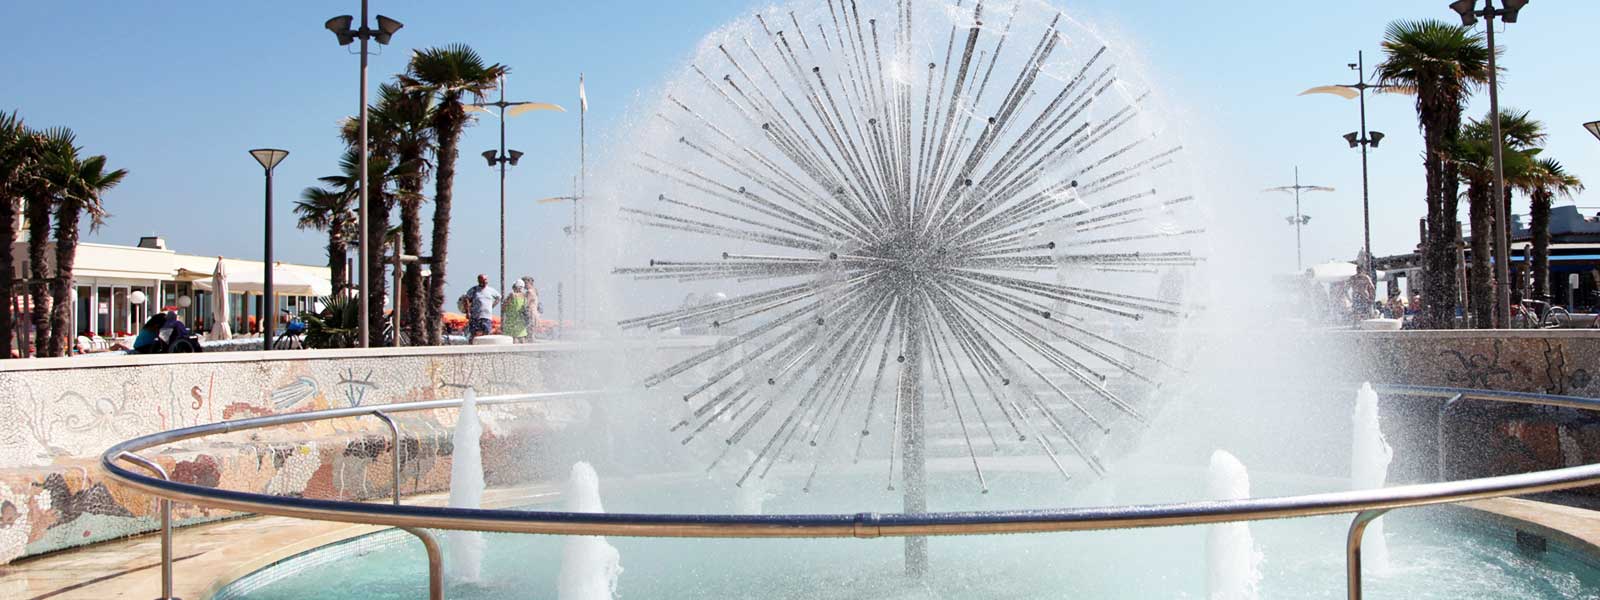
[577,73,587,329]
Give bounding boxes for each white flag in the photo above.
[578,74,588,113]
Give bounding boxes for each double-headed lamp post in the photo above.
[1451,0,1527,328]
[468,79,563,293]
[1266,167,1335,272]
[325,3,402,348]
[1302,52,1388,279]
[249,149,288,351]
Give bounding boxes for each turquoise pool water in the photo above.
[216,467,1600,599]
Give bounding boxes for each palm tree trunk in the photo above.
[328,221,348,294]
[25,198,50,356]
[1419,110,1462,329]
[1531,190,1552,300]
[0,197,15,359]
[426,110,463,346]
[367,197,392,344]
[1467,183,1493,328]
[1503,187,1523,299]
[400,193,425,344]
[48,202,79,357]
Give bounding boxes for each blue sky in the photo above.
[2,0,1597,288]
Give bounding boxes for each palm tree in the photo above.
[294,186,356,294]
[0,112,35,358]
[1454,112,1538,327]
[1376,20,1492,328]
[1526,158,1583,299]
[22,127,78,355]
[402,44,506,345]
[48,153,126,356]
[320,142,409,339]
[347,82,435,344]
[375,84,435,346]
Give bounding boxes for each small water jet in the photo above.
[1205,450,1260,600]
[1352,382,1392,573]
[558,462,623,600]
[447,388,486,584]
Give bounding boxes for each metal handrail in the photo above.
[100,385,1600,600]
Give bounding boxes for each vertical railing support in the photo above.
[370,410,401,506]
[1436,393,1464,482]
[399,526,444,600]
[1346,508,1392,600]
[116,451,179,600]
[370,411,437,598]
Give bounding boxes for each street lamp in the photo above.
[1265,167,1335,272]
[467,77,563,293]
[1302,51,1398,281]
[249,148,289,351]
[1450,0,1525,328]
[325,2,402,348]
[1584,120,1600,142]
[537,193,583,336]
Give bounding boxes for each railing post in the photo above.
[117,451,180,600]
[1346,508,1391,600]
[370,410,402,506]
[399,527,444,600]
[1437,393,1464,482]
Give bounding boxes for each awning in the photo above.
[187,263,331,296]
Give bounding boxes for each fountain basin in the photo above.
[211,467,1600,600]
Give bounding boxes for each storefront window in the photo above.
[111,287,129,337]
[95,287,111,335]
[74,286,91,337]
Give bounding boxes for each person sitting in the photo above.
[132,313,169,354]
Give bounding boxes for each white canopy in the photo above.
[182,262,332,297]
[1306,262,1358,283]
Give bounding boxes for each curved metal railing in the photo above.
[102,385,1600,600]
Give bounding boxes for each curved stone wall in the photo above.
[0,339,710,564]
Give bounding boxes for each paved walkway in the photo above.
[1,485,554,600]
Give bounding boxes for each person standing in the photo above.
[519,276,542,340]
[503,280,530,342]
[460,274,500,341]
[1348,265,1376,324]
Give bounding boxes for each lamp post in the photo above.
[468,78,563,293]
[1302,51,1389,279]
[538,193,582,336]
[325,2,403,348]
[1266,167,1335,272]
[249,149,289,351]
[1450,0,1527,328]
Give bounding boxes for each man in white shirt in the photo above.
[462,274,500,340]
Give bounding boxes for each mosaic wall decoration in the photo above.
[0,342,701,564]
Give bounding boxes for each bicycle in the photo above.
[273,310,307,350]
[1512,298,1568,329]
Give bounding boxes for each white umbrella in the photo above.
[212,258,232,340]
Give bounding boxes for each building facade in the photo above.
[13,236,332,341]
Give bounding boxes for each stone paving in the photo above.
[1,485,551,600]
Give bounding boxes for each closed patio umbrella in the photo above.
[212,258,232,340]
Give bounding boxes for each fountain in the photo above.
[609,0,1202,574]
[558,462,623,600]
[1352,382,1392,573]
[447,389,486,584]
[196,1,1600,598]
[1205,450,1261,600]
